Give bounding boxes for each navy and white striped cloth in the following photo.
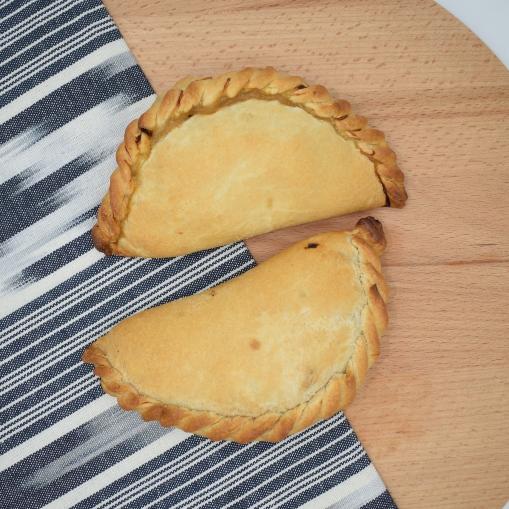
[0,1,398,507]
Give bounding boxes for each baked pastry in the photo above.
[83,217,389,442]
[92,67,406,258]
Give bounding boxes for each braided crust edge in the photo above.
[92,66,407,256]
[83,217,389,442]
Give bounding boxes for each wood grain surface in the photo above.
[101,0,509,507]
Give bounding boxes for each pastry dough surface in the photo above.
[84,217,389,442]
[123,100,385,257]
[91,67,407,258]
[97,232,363,416]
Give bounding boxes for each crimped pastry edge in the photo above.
[83,217,389,443]
[92,66,407,256]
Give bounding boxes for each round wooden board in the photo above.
[102,0,509,507]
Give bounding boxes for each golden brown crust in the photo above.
[353,216,387,256]
[83,217,389,442]
[92,67,407,256]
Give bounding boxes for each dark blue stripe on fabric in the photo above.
[202,428,367,509]
[0,155,105,243]
[0,54,152,145]
[0,233,108,334]
[71,416,362,509]
[0,28,122,108]
[360,490,398,509]
[1,408,173,509]
[0,1,95,63]
[0,372,102,454]
[279,458,372,509]
[0,360,90,426]
[0,406,162,485]
[0,0,63,28]
[7,226,96,289]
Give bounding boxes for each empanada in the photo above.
[92,67,406,258]
[83,217,389,442]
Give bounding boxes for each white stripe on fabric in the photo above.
[0,39,132,122]
[0,14,112,91]
[0,0,19,7]
[3,374,95,437]
[256,443,365,509]
[23,410,166,490]
[1,248,250,392]
[219,429,359,509]
[0,0,41,24]
[94,441,225,509]
[100,442,235,509]
[0,94,146,189]
[41,428,191,509]
[0,0,21,10]
[0,394,117,472]
[146,418,344,509]
[0,23,118,98]
[0,248,103,319]
[1,363,85,412]
[1,0,83,49]
[297,464,386,509]
[1,374,97,441]
[1,258,143,346]
[323,475,387,509]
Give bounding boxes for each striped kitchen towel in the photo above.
[0,0,398,507]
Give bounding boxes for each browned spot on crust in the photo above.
[370,284,381,300]
[305,243,319,249]
[176,90,183,107]
[369,283,388,332]
[355,217,386,254]
[250,339,261,350]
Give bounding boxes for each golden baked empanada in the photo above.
[83,217,389,442]
[92,67,406,258]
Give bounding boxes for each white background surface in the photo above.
[435,0,509,69]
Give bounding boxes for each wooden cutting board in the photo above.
[102,0,509,507]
